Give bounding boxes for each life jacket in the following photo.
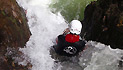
[65,34,80,43]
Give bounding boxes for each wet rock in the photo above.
[118,56,123,68]
[81,0,123,49]
[0,0,31,70]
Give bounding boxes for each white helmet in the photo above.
[69,20,82,35]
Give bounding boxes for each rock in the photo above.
[0,0,31,70]
[81,0,123,49]
[118,56,123,68]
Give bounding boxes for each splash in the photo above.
[16,0,123,70]
[79,41,123,70]
[17,0,67,70]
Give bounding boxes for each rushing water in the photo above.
[16,0,123,70]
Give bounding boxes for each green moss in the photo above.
[21,14,26,23]
[8,16,18,24]
[11,0,16,4]
[1,11,6,16]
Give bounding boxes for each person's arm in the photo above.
[63,28,70,35]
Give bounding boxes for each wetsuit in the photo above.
[54,33,86,57]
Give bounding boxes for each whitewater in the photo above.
[16,0,123,70]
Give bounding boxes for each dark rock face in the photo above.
[0,0,31,70]
[81,0,123,49]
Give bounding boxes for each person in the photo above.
[53,20,86,57]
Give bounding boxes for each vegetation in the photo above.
[50,0,97,22]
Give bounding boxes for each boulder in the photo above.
[0,0,31,70]
[81,0,123,49]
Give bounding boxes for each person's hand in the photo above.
[63,28,70,35]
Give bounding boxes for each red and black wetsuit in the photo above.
[54,33,86,56]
